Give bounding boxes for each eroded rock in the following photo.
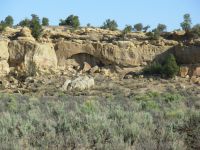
[0,40,10,76]
[62,76,95,91]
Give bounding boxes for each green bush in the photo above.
[30,14,42,39]
[143,62,163,75]
[59,15,80,29]
[143,25,150,32]
[122,25,132,36]
[17,14,42,39]
[4,15,14,27]
[157,23,167,32]
[147,24,167,40]
[101,19,118,31]
[190,24,200,39]
[180,13,192,31]
[133,23,143,31]
[42,17,49,26]
[143,54,179,78]
[0,89,196,149]
[162,54,179,78]
[147,29,161,40]
[0,21,7,32]
[18,18,31,27]
[0,15,14,31]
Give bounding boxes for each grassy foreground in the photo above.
[0,90,200,150]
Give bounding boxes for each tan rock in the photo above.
[66,76,95,91]
[0,61,10,76]
[82,62,91,72]
[8,40,35,68]
[179,66,189,77]
[19,27,32,37]
[90,66,99,74]
[192,67,200,77]
[190,76,199,84]
[17,27,35,41]
[55,40,160,68]
[3,27,20,37]
[32,43,57,74]
[8,40,57,75]
[0,40,10,76]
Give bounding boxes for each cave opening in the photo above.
[66,53,106,70]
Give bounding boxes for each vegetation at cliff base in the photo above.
[0,90,199,149]
[144,54,179,78]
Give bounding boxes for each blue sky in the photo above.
[1,0,200,31]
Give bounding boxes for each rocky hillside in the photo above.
[0,26,200,79]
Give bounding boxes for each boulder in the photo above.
[190,76,200,84]
[193,67,200,77]
[62,76,95,91]
[82,62,91,72]
[179,66,189,77]
[90,66,100,74]
[17,27,35,41]
[0,78,10,89]
[61,79,72,91]
[19,27,32,37]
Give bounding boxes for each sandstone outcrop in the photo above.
[0,27,200,78]
[174,45,200,64]
[17,27,35,41]
[8,40,57,76]
[0,40,10,76]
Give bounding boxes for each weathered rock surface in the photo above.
[0,40,10,76]
[179,66,189,78]
[17,27,36,41]
[179,64,200,77]
[174,45,200,64]
[0,27,200,78]
[62,76,95,91]
[8,40,57,75]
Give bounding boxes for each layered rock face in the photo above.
[175,46,200,77]
[0,40,10,76]
[174,45,200,64]
[8,40,57,75]
[0,26,200,77]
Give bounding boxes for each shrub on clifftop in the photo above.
[122,25,132,35]
[0,15,14,31]
[133,23,143,31]
[59,15,80,29]
[101,19,118,31]
[4,15,14,27]
[30,14,42,39]
[181,14,192,32]
[18,18,31,27]
[42,17,49,26]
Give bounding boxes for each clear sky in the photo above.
[0,0,200,31]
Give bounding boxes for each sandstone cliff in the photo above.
[0,26,200,78]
